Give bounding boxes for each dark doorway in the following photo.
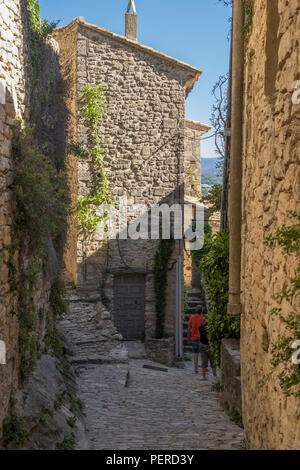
[113,274,145,340]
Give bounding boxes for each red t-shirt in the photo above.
[188,314,205,341]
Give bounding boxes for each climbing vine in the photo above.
[70,85,112,238]
[243,0,253,36]
[27,0,59,85]
[12,121,69,255]
[4,120,69,380]
[153,235,175,339]
[262,211,300,398]
[2,395,29,447]
[217,0,253,36]
[0,1,69,390]
[193,230,240,365]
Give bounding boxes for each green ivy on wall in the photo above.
[261,211,300,398]
[193,230,240,365]
[243,0,253,35]
[153,236,175,339]
[12,122,69,255]
[27,0,59,85]
[7,121,69,380]
[69,85,113,238]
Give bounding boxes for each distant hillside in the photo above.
[201,157,223,186]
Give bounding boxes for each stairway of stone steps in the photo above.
[58,289,128,365]
[183,289,206,352]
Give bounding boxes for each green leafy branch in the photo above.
[243,0,253,36]
[193,230,240,365]
[9,121,69,380]
[27,0,59,85]
[12,121,69,255]
[264,211,300,254]
[70,85,112,238]
[262,212,300,397]
[154,235,175,339]
[28,0,58,36]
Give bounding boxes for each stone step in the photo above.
[59,290,129,369]
[186,307,200,314]
[187,291,203,299]
[124,341,147,359]
[187,299,204,304]
[70,345,129,365]
[183,290,207,343]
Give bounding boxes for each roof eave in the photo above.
[54,18,202,96]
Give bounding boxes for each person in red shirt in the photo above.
[187,305,205,374]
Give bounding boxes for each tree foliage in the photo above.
[193,230,240,365]
[200,184,222,217]
[12,122,69,254]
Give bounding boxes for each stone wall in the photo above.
[0,0,70,441]
[145,337,175,367]
[183,119,210,290]
[54,18,200,343]
[53,21,78,286]
[240,0,300,449]
[220,339,242,415]
[184,119,210,201]
[0,0,29,434]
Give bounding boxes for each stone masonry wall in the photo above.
[0,0,69,439]
[53,21,79,286]
[183,119,210,290]
[55,19,197,342]
[241,0,300,449]
[184,119,210,201]
[0,0,29,433]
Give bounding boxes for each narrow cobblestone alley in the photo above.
[58,292,243,450]
[75,357,244,450]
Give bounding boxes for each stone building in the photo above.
[227,0,300,450]
[54,10,208,360]
[184,119,210,290]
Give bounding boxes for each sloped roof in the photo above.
[185,119,211,136]
[55,17,202,96]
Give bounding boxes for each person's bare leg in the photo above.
[212,367,217,377]
[194,354,199,373]
[202,368,208,379]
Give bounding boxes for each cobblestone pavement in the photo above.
[59,298,243,450]
[77,357,244,450]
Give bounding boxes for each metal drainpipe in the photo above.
[227,0,244,316]
[221,30,232,231]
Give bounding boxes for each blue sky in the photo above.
[39,0,231,157]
